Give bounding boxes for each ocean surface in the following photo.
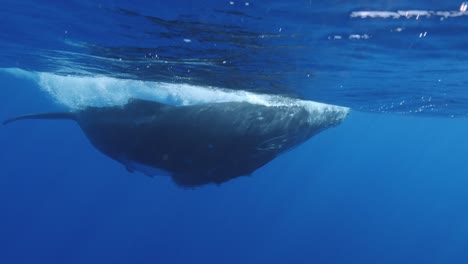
[1,1,468,263]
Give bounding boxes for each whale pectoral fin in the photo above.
[3,112,77,125]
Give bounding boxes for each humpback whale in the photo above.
[3,99,348,187]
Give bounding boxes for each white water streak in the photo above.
[2,68,349,119]
[351,10,468,19]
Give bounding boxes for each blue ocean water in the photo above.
[1,1,468,263]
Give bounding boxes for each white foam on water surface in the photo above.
[2,68,349,121]
[350,10,468,19]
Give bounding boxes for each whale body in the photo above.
[3,99,348,187]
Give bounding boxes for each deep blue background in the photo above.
[2,72,468,264]
[2,0,468,263]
